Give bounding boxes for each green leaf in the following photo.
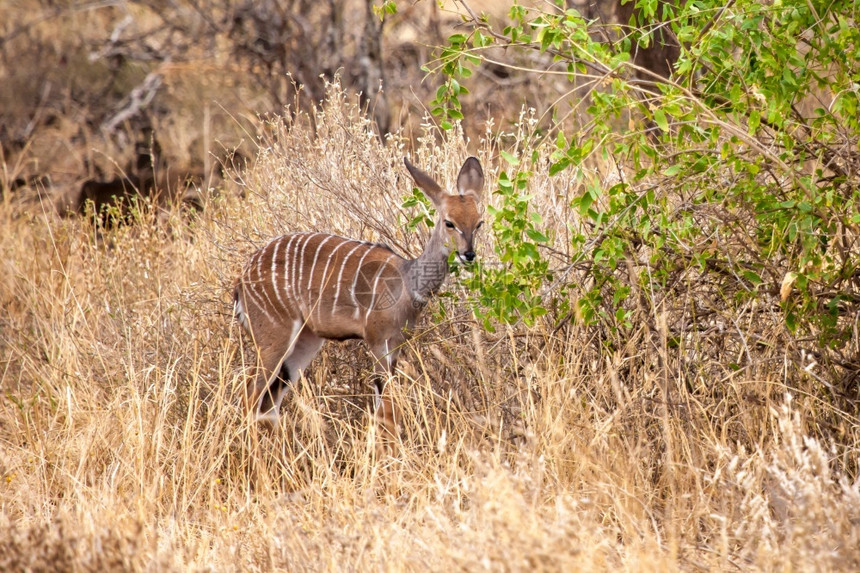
[743,270,763,286]
[526,229,549,243]
[653,108,668,133]
[549,158,570,176]
[500,150,520,166]
[749,110,761,135]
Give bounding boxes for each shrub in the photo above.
[387,0,860,401]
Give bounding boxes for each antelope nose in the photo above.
[463,251,476,262]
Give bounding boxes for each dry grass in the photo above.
[2,86,860,572]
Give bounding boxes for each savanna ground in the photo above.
[3,1,860,571]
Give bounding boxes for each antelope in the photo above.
[77,137,207,226]
[77,138,162,226]
[233,156,485,435]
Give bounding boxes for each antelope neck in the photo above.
[404,221,450,303]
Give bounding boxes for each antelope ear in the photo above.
[457,157,484,200]
[404,157,444,206]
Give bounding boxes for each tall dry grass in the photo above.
[1,85,859,571]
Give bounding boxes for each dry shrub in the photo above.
[1,83,859,571]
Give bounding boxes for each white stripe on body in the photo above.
[365,253,396,320]
[270,236,289,312]
[333,241,366,314]
[296,233,319,314]
[240,275,279,327]
[289,237,302,302]
[251,248,281,324]
[350,244,375,319]
[288,233,306,299]
[307,235,337,299]
[316,238,351,320]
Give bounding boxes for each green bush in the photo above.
[389,0,860,350]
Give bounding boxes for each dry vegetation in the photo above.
[1,85,859,571]
[0,0,526,207]
[3,0,860,571]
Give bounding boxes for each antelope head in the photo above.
[404,156,484,265]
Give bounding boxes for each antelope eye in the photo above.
[444,220,455,229]
[475,221,484,230]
